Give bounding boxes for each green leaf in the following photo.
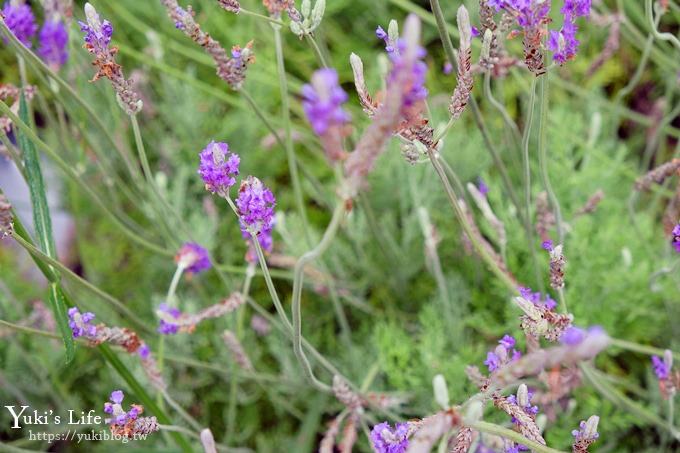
[17,93,74,363]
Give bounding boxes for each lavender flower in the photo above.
[37,20,68,69]
[198,141,240,195]
[138,343,151,359]
[560,326,604,345]
[236,176,276,254]
[477,177,489,197]
[67,307,97,338]
[541,240,553,251]
[485,334,521,372]
[672,223,680,253]
[156,303,181,335]
[547,0,592,64]
[301,68,350,162]
[572,415,599,452]
[370,421,409,453]
[79,3,142,115]
[652,355,670,380]
[518,286,556,310]
[389,40,428,114]
[78,4,113,55]
[104,390,140,425]
[175,242,212,274]
[1,1,37,47]
[442,61,453,75]
[507,384,539,425]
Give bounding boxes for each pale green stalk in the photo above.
[239,8,284,25]
[645,0,680,51]
[306,34,329,67]
[467,421,567,453]
[537,75,564,244]
[272,24,312,246]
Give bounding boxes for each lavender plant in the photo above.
[0,0,679,451]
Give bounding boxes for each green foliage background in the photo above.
[0,0,679,451]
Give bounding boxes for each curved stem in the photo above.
[306,34,330,67]
[645,0,680,51]
[291,203,346,392]
[239,8,284,25]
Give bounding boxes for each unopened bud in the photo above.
[432,374,449,409]
[457,6,471,51]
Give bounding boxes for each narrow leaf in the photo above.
[17,93,74,362]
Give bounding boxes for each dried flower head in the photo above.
[222,330,254,371]
[79,3,142,114]
[0,193,13,238]
[38,20,68,69]
[217,0,240,13]
[2,1,37,47]
[548,244,566,289]
[302,68,351,162]
[162,0,254,89]
[156,293,245,335]
[449,6,474,119]
[370,421,410,453]
[175,242,212,274]
[634,159,680,191]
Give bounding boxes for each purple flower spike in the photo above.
[157,303,181,335]
[652,355,670,380]
[236,176,276,254]
[38,20,68,69]
[301,68,350,136]
[370,421,410,453]
[198,141,240,195]
[175,242,212,274]
[2,1,37,47]
[67,307,97,338]
[672,223,680,253]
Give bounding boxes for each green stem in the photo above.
[426,148,517,293]
[291,204,346,392]
[0,100,171,256]
[239,8,284,25]
[273,26,310,243]
[537,75,564,244]
[306,34,329,67]
[609,338,680,360]
[429,0,523,234]
[645,0,680,50]
[467,421,566,453]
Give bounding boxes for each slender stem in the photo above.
[0,100,171,256]
[161,390,202,431]
[239,8,284,25]
[645,0,680,50]
[429,0,523,220]
[483,72,522,149]
[537,75,564,244]
[517,78,546,291]
[609,338,680,360]
[426,148,517,293]
[273,26,310,243]
[306,34,329,67]
[240,89,286,150]
[291,204,346,392]
[467,421,567,453]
